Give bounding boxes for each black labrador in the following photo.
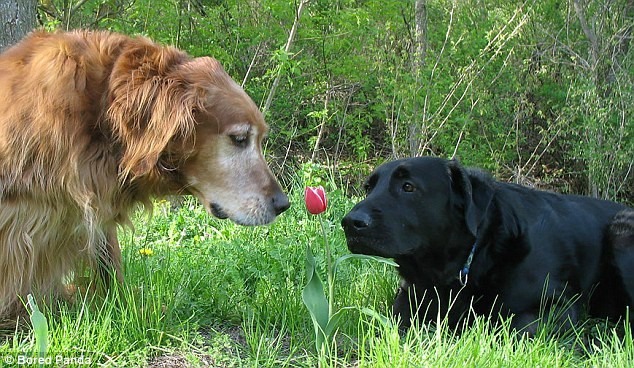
[342,157,634,334]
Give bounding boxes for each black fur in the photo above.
[342,157,634,334]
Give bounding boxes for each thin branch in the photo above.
[70,0,91,14]
[263,0,309,114]
[242,42,262,88]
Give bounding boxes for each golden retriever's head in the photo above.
[178,58,290,225]
[108,40,289,225]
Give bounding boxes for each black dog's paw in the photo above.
[392,285,413,333]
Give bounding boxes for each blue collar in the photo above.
[458,241,478,286]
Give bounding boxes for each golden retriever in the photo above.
[0,30,289,321]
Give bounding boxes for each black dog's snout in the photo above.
[342,210,373,231]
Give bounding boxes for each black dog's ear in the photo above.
[448,159,494,236]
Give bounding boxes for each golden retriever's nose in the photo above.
[272,191,290,215]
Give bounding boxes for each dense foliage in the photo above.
[36,0,633,202]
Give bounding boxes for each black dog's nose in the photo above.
[342,210,373,231]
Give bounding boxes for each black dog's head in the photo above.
[341,157,493,259]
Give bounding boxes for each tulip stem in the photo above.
[318,215,335,318]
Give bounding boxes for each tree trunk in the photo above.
[572,0,634,199]
[409,0,427,156]
[572,0,602,198]
[0,0,37,52]
[414,0,427,69]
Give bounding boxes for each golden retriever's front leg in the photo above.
[98,226,124,287]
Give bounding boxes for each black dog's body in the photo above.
[342,157,634,333]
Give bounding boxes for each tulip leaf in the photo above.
[333,253,398,276]
[324,306,355,337]
[359,307,393,328]
[302,246,329,351]
[27,294,49,359]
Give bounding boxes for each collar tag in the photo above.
[458,242,477,286]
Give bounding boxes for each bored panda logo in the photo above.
[5,353,92,366]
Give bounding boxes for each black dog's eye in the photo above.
[402,182,416,193]
[363,175,378,196]
[229,134,248,148]
[363,183,371,195]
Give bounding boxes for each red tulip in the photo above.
[305,186,327,215]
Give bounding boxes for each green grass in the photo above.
[1,186,633,367]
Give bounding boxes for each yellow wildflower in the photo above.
[139,248,154,256]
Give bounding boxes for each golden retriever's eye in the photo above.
[402,182,416,193]
[229,134,248,148]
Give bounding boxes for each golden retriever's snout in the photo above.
[207,191,288,225]
[203,177,290,226]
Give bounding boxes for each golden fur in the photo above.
[0,30,289,321]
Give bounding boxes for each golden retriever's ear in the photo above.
[107,40,201,179]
